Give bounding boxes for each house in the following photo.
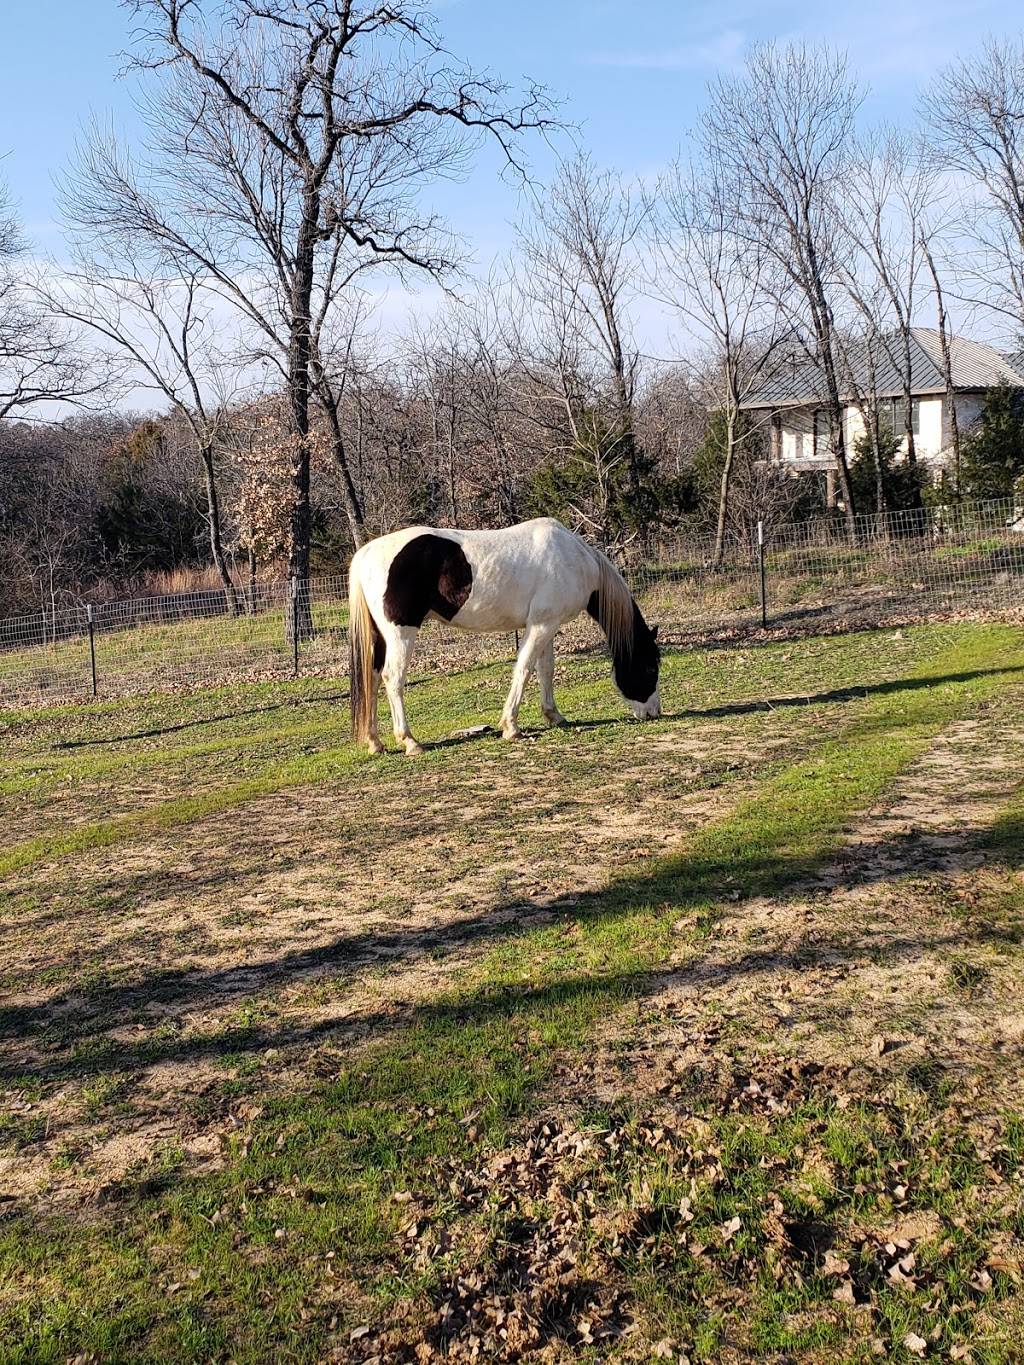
[739,328,1024,493]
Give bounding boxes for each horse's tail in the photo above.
[349,557,377,743]
[587,543,635,658]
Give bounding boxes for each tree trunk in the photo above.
[901,332,924,516]
[712,407,737,569]
[286,196,318,643]
[448,420,458,527]
[317,390,367,549]
[820,355,856,537]
[922,238,961,493]
[803,231,856,537]
[199,443,240,616]
[871,413,885,516]
[247,546,257,616]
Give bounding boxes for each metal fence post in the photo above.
[290,576,300,677]
[757,520,768,630]
[86,604,98,697]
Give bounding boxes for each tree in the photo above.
[844,128,930,487]
[922,38,1024,329]
[405,313,472,527]
[959,383,1024,500]
[41,253,244,612]
[702,42,862,531]
[75,0,555,636]
[518,154,649,504]
[919,222,963,490]
[848,427,923,516]
[509,156,674,549]
[0,180,97,422]
[652,155,790,564]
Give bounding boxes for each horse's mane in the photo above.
[589,545,635,658]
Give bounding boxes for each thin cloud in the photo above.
[579,27,746,71]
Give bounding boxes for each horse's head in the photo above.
[615,619,661,720]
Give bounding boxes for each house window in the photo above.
[813,408,829,456]
[878,398,921,438]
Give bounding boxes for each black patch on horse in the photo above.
[371,616,386,672]
[588,592,660,703]
[383,534,473,628]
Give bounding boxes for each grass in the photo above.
[0,598,350,704]
[1,621,1023,1360]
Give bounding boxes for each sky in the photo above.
[1,0,1021,356]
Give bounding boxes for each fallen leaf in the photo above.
[832,1279,856,1305]
[823,1250,850,1277]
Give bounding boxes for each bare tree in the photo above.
[919,227,962,488]
[40,252,244,611]
[309,287,372,546]
[0,181,98,422]
[70,1,556,633]
[652,155,790,564]
[833,307,888,513]
[922,38,1024,329]
[518,154,648,501]
[459,283,536,526]
[702,43,862,531]
[506,252,629,547]
[845,128,930,484]
[505,156,659,549]
[405,312,472,526]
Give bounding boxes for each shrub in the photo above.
[960,383,1024,501]
[850,427,928,514]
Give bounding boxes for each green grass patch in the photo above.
[2,624,1024,1359]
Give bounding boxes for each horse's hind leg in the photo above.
[537,638,565,727]
[382,626,423,756]
[367,623,386,755]
[499,622,556,740]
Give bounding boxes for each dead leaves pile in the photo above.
[343,1119,644,1362]
[335,1057,1024,1363]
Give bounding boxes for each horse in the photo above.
[348,517,661,755]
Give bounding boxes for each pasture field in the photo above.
[2,623,1024,1362]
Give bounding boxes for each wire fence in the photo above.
[2,496,1023,708]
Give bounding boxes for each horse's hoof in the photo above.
[544,712,567,728]
[367,738,384,756]
[404,740,424,756]
[501,726,522,741]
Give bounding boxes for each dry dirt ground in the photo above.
[1,712,784,1202]
[2,630,1024,1362]
[2,704,1024,1195]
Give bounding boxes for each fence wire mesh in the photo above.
[2,497,1022,708]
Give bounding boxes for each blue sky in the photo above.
[3,0,1022,368]
[4,0,1020,267]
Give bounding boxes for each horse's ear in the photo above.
[651,624,659,640]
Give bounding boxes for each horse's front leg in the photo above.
[537,639,565,727]
[382,626,423,756]
[499,623,555,740]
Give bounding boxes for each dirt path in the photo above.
[585,708,1024,1114]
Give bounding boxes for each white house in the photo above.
[739,328,1024,487]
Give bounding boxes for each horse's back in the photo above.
[351,519,597,634]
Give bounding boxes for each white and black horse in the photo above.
[349,517,661,755]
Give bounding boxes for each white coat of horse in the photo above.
[349,517,661,755]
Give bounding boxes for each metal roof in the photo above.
[740,328,1024,410]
